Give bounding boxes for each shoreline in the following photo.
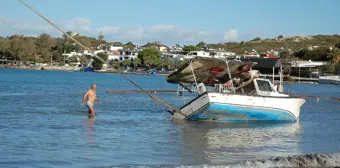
[0,66,321,82]
[0,65,171,76]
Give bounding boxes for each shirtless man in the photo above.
[82,84,101,117]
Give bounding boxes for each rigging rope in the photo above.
[17,0,188,118]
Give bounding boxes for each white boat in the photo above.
[166,57,306,123]
[319,75,340,85]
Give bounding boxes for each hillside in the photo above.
[206,35,340,54]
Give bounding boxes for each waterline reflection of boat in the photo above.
[166,57,306,123]
[175,122,301,164]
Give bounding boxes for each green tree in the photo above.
[111,42,123,46]
[9,37,36,61]
[163,57,175,70]
[35,34,56,53]
[175,60,186,68]
[335,43,340,49]
[182,45,200,52]
[0,38,11,54]
[52,52,62,62]
[92,52,108,70]
[331,48,340,63]
[154,58,163,69]
[79,56,88,64]
[56,40,80,54]
[75,36,92,49]
[36,57,44,63]
[10,39,23,60]
[196,41,206,48]
[89,37,105,49]
[122,59,131,68]
[280,51,290,58]
[132,58,141,68]
[137,48,161,67]
[63,31,73,42]
[98,32,104,41]
[294,48,331,61]
[21,38,36,61]
[251,37,261,41]
[277,35,284,39]
[123,42,136,50]
[109,60,120,69]
[68,56,78,63]
[41,50,51,63]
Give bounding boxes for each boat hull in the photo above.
[187,103,298,122]
[173,92,305,123]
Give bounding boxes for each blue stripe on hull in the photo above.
[187,103,297,123]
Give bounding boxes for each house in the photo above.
[108,50,138,62]
[188,51,210,57]
[158,45,169,52]
[107,45,123,52]
[211,51,236,59]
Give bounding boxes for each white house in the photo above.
[158,46,168,52]
[188,51,210,57]
[108,50,138,62]
[212,51,236,59]
[94,49,105,55]
[107,46,123,52]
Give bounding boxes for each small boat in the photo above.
[84,67,94,72]
[166,57,306,123]
[319,75,340,85]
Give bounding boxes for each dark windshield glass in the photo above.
[257,80,274,92]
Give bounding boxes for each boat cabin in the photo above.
[194,78,284,97]
[234,78,285,97]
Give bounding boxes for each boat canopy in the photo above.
[166,57,258,85]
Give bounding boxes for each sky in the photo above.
[0,0,339,45]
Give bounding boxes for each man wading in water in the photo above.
[82,84,101,117]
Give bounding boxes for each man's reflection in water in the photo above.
[86,117,95,144]
[84,117,95,159]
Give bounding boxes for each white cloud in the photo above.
[0,16,54,36]
[97,24,230,44]
[224,29,238,41]
[0,16,91,37]
[62,17,92,32]
[0,16,239,44]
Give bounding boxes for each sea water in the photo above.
[0,69,339,168]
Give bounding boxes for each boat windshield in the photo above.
[256,80,275,92]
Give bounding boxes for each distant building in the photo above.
[108,50,138,62]
[158,45,169,53]
[188,51,210,57]
[290,60,328,78]
[211,51,236,59]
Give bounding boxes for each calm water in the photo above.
[0,69,340,168]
